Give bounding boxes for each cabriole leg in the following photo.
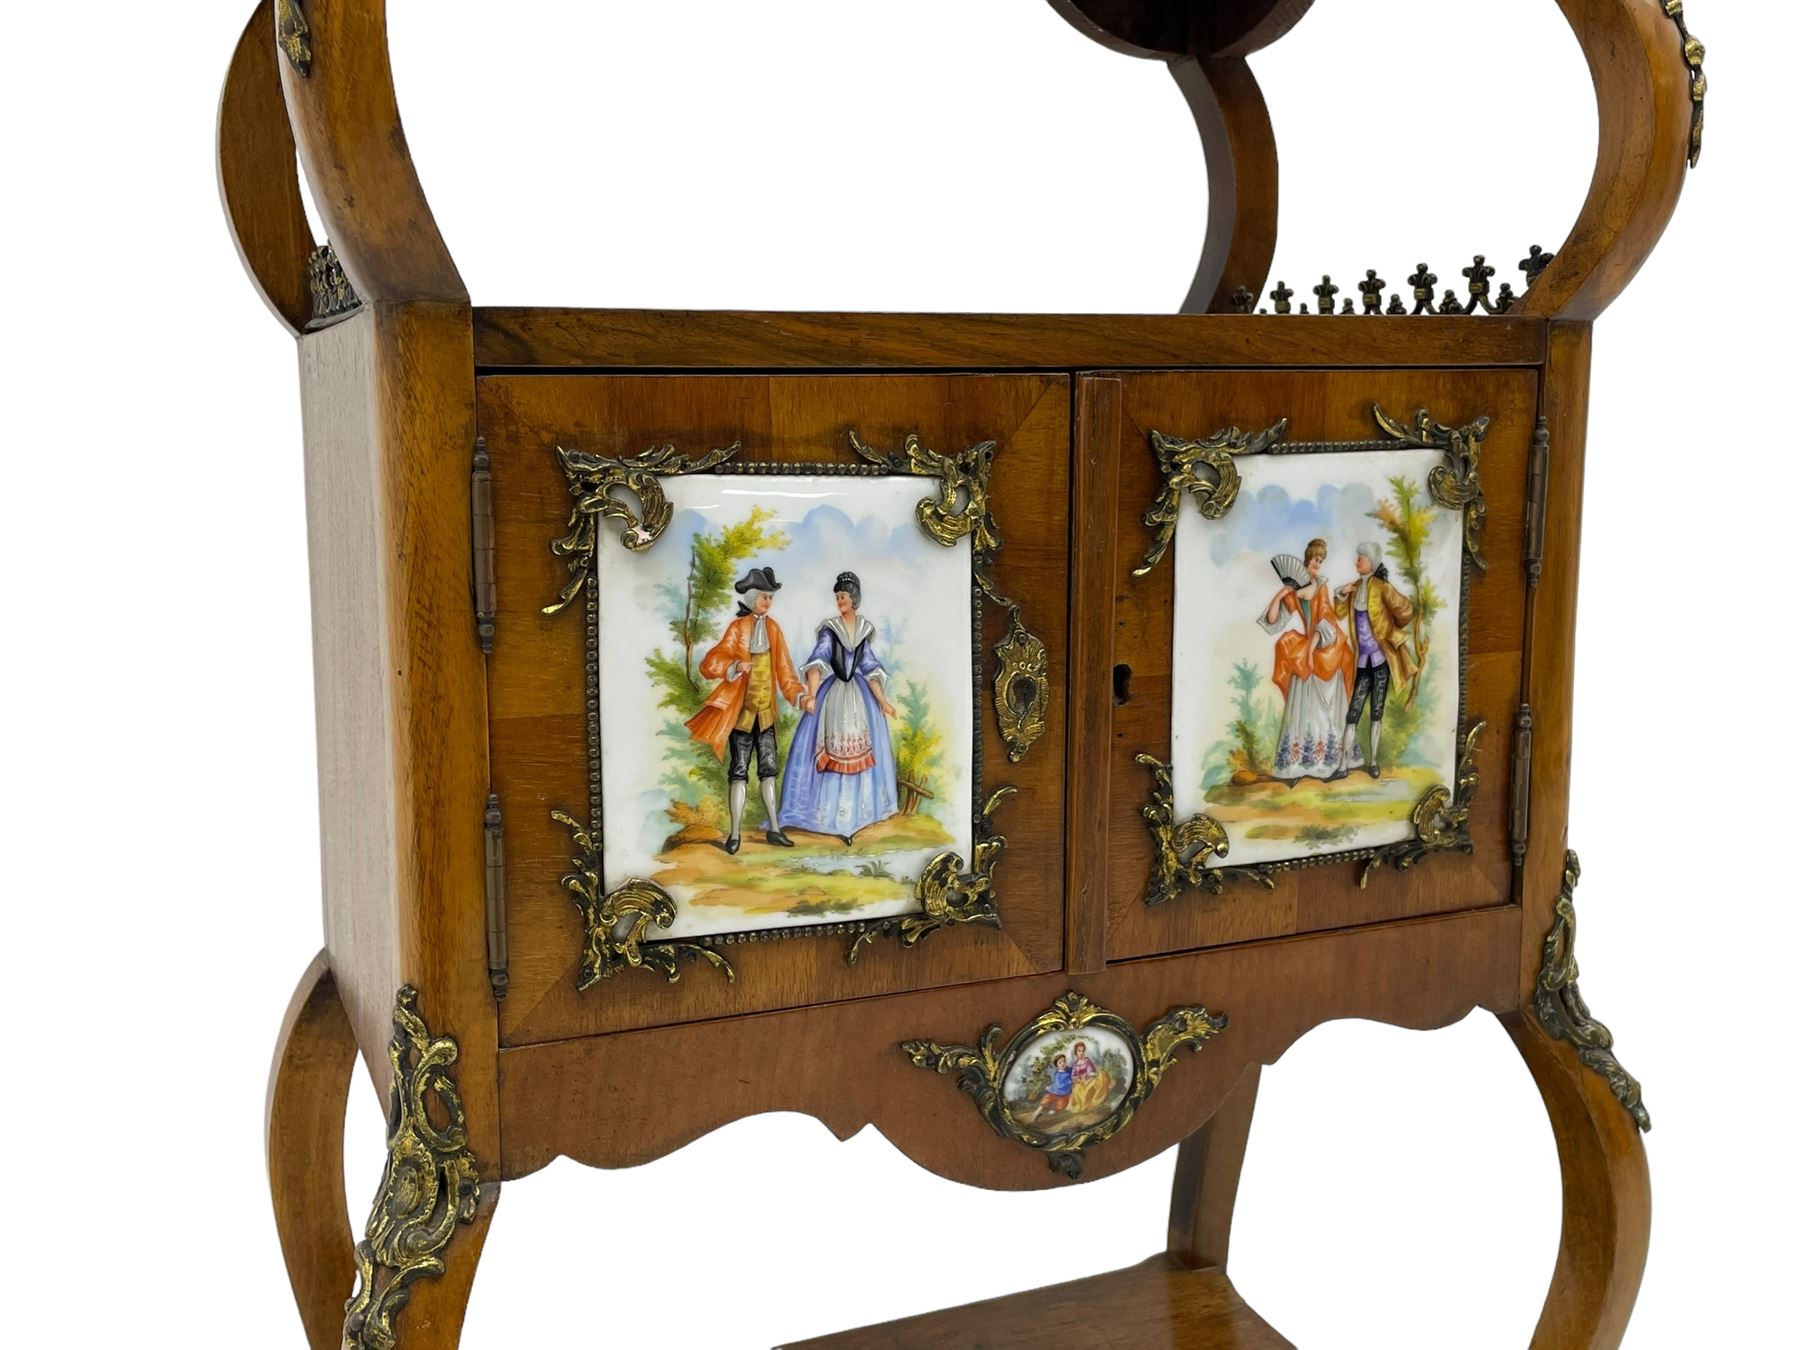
[1504,1007,1651,1350]
[266,951,358,1349]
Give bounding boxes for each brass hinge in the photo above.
[484,792,508,1002]
[471,438,497,653]
[1523,416,1550,586]
[1510,703,1534,866]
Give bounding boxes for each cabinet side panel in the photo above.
[299,314,402,1074]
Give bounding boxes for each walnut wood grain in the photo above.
[472,308,1548,372]
[1521,0,1694,320]
[480,374,1071,1045]
[378,1187,501,1350]
[276,0,464,304]
[1173,55,1278,314]
[1095,367,1537,961]
[217,1,314,335]
[781,1255,1292,1350]
[1066,378,1123,976]
[1167,1063,1262,1272]
[496,905,1520,1184]
[231,6,1687,1344]
[266,952,358,1350]
[1517,323,1592,1002]
[298,304,500,1167]
[1505,1011,1651,1350]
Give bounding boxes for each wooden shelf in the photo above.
[778,1256,1293,1349]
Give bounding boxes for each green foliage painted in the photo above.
[1367,475,1439,699]
[662,505,791,690]
[647,508,793,837]
[892,676,944,817]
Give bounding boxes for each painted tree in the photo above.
[660,505,790,689]
[891,677,943,816]
[1367,475,1443,707]
[648,509,792,836]
[1227,658,1269,777]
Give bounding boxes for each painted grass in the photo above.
[653,812,956,918]
[1207,764,1438,844]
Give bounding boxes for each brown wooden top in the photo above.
[472,308,1547,371]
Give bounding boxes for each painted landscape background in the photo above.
[1169,448,1464,867]
[593,474,975,938]
[1000,1026,1135,1137]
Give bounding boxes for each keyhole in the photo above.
[1113,663,1132,705]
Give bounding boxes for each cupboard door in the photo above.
[481,373,1069,1044]
[1086,369,1539,959]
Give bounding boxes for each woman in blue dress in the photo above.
[779,571,900,844]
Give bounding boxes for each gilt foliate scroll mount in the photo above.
[1136,755,1275,905]
[342,987,483,1350]
[1533,851,1652,1131]
[848,430,1049,764]
[1135,405,1489,577]
[553,810,737,990]
[902,991,1228,1180]
[846,786,1016,964]
[543,439,745,616]
[1357,720,1486,886]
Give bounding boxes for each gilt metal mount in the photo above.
[342,987,483,1350]
[902,991,1228,1180]
[553,809,737,990]
[1358,721,1486,886]
[1533,852,1652,1131]
[1135,754,1274,905]
[849,430,1049,764]
[846,787,1016,964]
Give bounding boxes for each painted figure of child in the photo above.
[1035,1054,1074,1119]
[1068,1039,1113,1113]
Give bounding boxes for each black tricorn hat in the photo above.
[734,566,781,594]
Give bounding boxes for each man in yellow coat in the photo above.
[684,566,811,853]
[1329,542,1416,779]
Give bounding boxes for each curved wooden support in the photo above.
[1166,1063,1261,1270]
[1521,0,1694,320]
[218,2,316,335]
[358,1187,501,1350]
[1170,56,1277,313]
[1049,3,1295,313]
[266,951,359,1350]
[1503,1010,1651,1350]
[275,0,465,305]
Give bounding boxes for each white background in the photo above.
[4,2,1792,1345]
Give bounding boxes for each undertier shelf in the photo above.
[778,1255,1293,1349]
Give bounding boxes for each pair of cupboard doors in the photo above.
[481,366,1537,1048]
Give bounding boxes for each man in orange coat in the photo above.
[684,566,812,853]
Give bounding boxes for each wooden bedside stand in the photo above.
[221,2,1703,1345]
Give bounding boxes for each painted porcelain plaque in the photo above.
[593,473,976,939]
[999,1024,1136,1137]
[1170,448,1466,867]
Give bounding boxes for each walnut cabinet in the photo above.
[226,1,1703,1345]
